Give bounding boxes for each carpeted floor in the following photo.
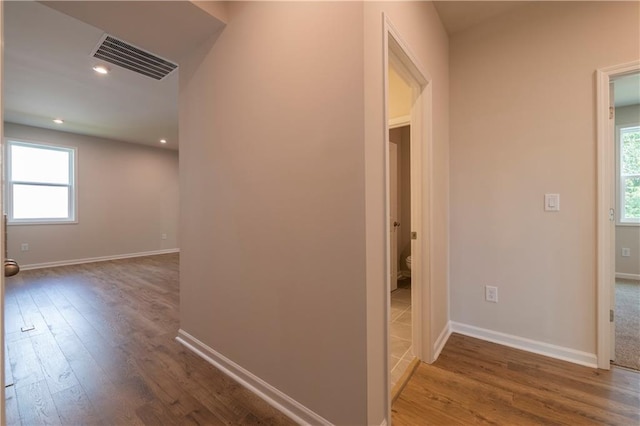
[613,279,640,371]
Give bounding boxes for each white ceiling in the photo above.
[7,1,636,150]
[4,1,224,151]
[432,1,640,107]
[433,1,530,35]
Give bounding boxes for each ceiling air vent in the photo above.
[92,35,177,81]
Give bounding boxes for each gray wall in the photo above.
[5,123,179,266]
[615,104,640,278]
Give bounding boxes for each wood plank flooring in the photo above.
[4,254,293,425]
[393,333,640,425]
[7,255,640,425]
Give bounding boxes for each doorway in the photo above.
[389,122,415,389]
[1,2,184,423]
[389,123,412,390]
[388,60,413,389]
[610,72,640,371]
[384,20,433,401]
[596,60,640,370]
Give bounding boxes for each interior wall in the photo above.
[389,125,412,269]
[615,103,640,277]
[450,1,640,354]
[178,2,367,424]
[399,125,411,266]
[388,129,401,270]
[388,136,402,273]
[4,123,179,266]
[364,2,449,423]
[388,66,412,120]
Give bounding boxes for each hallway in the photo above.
[393,334,640,425]
[4,254,292,425]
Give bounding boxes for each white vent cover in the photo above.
[92,35,177,80]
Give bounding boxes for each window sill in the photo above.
[8,220,78,226]
[616,222,640,227]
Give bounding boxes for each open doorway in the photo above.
[388,62,413,390]
[389,124,413,390]
[1,2,182,423]
[385,23,433,400]
[596,60,640,370]
[611,72,640,371]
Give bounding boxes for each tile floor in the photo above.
[390,278,413,389]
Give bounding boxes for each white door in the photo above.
[390,142,399,292]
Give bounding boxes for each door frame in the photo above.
[596,60,640,370]
[383,13,433,389]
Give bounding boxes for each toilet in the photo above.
[406,255,412,271]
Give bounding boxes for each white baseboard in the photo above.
[175,329,331,426]
[450,321,597,368]
[433,322,452,361]
[616,272,640,281]
[20,248,180,271]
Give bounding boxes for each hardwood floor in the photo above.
[4,254,293,425]
[393,333,640,425]
[8,256,639,425]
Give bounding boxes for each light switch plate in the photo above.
[545,194,560,212]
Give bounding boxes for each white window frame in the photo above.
[616,124,640,225]
[5,139,78,225]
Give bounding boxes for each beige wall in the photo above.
[364,2,449,422]
[450,2,640,354]
[399,125,411,265]
[179,2,367,424]
[179,2,448,423]
[616,227,640,277]
[615,104,640,277]
[388,66,412,120]
[4,123,179,266]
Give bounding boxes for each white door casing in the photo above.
[609,81,616,360]
[386,23,432,364]
[383,14,434,420]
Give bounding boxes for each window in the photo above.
[619,125,640,224]
[6,140,76,224]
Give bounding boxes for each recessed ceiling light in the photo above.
[53,119,64,124]
[92,65,109,75]
[160,139,167,144]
